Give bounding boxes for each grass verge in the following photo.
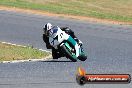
[0,0,132,23]
[0,42,51,62]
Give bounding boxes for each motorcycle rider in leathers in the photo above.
[42,23,82,59]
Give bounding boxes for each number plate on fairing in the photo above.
[49,27,69,47]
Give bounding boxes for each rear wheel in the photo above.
[52,48,62,59]
[61,45,77,62]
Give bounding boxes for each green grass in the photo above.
[0,0,132,22]
[0,42,51,61]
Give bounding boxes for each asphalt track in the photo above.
[0,10,132,88]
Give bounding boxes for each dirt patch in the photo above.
[0,6,132,25]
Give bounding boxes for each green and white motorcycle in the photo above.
[49,26,87,62]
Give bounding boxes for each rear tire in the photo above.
[52,48,60,59]
[61,45,77,62]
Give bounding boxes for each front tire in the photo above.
[61,45,77,62]
[78,55,87,61]
[78,46,87,61]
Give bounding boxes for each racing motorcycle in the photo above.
[49,26,87,62]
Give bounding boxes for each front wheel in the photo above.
[78,46,87,61]
[61,45,77,62]
[78,55,87,61]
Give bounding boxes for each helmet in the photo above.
[43,23,52,36]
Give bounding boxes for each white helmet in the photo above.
[43,23,52,35]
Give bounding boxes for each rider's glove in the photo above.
[78,40,83,46]
[74,38,83,46]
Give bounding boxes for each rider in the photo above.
[43,23,82,59]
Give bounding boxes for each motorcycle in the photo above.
[49,26,87,62]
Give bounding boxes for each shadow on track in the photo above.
[39,60,73,63]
